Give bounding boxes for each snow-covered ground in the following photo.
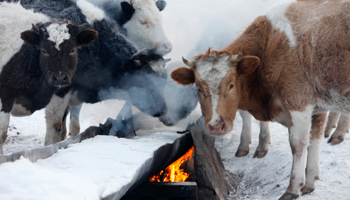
[2,0,350,199]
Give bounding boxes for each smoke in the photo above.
[98,70,168,118]
[163,0,281,60]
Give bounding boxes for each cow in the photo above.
[90,0,172,55]
[161,23,270,158]
[2,0,169,145]
[171,0,350,199]
[66,0,172,138]
[0,2,97,154]
[324,112,350,144]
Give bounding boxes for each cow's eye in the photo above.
[229,84,234,90]
[197,87,203,95]
[41,49,48,55]
[70,48,76,54]
[140,21,148,25]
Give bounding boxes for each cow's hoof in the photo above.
[159,116,173,126]
[328,135,344,145]
[300,186,315,195]
[324,128,333,138]
[253,150,268,158]
[279,192,299,200]
[235,150,249,157]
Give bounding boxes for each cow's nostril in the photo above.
[217,116,224,125]
[162,43,173,53]
[53,74,68,85]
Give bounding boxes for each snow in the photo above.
[1,0,350,200]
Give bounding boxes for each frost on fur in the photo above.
[47,23,71,50]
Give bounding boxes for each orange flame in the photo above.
[149,146,195,182]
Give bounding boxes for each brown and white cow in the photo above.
[171,0,350,199]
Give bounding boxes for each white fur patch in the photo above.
[315,89,350,114]
[11,103,32,116]
[290,105,313,143]
[0,2,49,73]
[76,0,105,25]
[149,60,165,77]
[47,23,71,50]
[265,0,297,47]
[288,105,313,194]
[0,101,11,155]
[196,55,233,125]
[45,93,72,146]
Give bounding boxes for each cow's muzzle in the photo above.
[52,73,70,87]
[208,117,226,135]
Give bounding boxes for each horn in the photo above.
[156,0,166,11]
[230,53,242,61]
[130,0,135,5]
[182,57,195,68]
[78,23,87,31]
[32,24,39,32]
[134,60,141,66]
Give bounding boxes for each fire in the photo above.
[149,146,195,182]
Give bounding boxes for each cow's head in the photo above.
[119,0,172,56]
[20,19,98,88]
[171,49,260,135]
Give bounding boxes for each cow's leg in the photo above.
[328,114,350,145]
[300,113,326,195]
[236,110,252,157]
[0,112,10,155]
[45,93,71,146]
[280,106,313,200]
[69,104,82,136]
[253,121,270,158]
[59,105,70,139]
[324,111,340,138]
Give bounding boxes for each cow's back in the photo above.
[0,2,49,73]
[286,0,350,109]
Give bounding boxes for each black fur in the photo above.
[96,0,134,36]
[0,44,55,113]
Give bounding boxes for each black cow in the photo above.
[1,0,169,145]
[0,2,97,154]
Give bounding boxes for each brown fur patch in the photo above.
[310,113,327,140]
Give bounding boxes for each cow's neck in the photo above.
[237,71,272,122]
[223,16,276,121]
[224,16,270,58]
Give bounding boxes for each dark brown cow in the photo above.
[171,0,350,199]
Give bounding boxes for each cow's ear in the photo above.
[21,30,40,47]
[171,67,195,85]
[121,2,135,15]
[156,0,166,11]
[76,29,98,47]
[237,56,260,76]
